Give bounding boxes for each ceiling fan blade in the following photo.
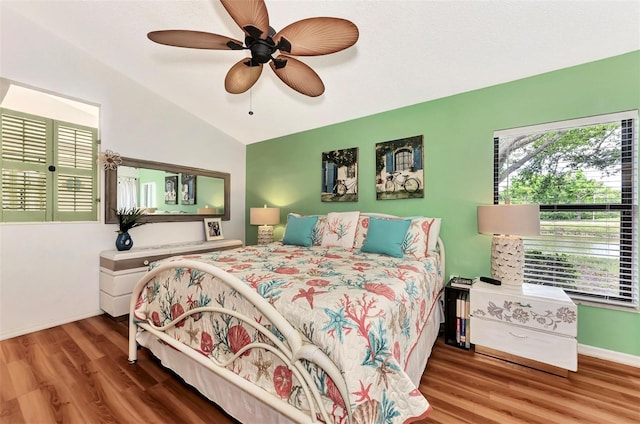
[225,59,263,94]
[148,30,242,50]
[270,55,324,97]
[220,0,269,39]
[274,17,359,56]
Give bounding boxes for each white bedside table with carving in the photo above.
[470,281,577,376]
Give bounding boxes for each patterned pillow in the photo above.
[353,215,441,258]
[402,217,442,258]
[321,211,360,248]
[353,215,370,249]
[311,215,327,246]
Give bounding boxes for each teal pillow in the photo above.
[282,214,319,247]
[360,217,411,258]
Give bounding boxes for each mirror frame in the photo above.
[105,157,230,224]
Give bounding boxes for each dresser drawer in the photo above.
[100,267,147,296]
[100,291,131,317]
[471,317,577,371]
[470,282,577,337]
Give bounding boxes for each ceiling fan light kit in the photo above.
[147,0,359,97]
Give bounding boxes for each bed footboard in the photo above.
[128,260,352,424]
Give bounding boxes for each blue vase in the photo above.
[115,231,133,251]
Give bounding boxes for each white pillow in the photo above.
[321,211,360,248]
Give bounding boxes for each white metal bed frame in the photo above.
[128,237,445,424]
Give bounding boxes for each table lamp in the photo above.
[477,203,540,286]
[250,205,280,245]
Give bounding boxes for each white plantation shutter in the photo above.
[0,108,98,222]
[494,111,638,309]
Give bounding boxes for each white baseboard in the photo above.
[578,343,640,368]
[0,309,103,341]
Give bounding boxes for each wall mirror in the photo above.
[105,157,230,224]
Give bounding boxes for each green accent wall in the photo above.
[247,51,640,357]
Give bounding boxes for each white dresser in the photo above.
[99,239,243,317]
[470,281,577,376]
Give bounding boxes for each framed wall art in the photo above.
[375,135,424,200]
[321,147,358,202]
[204,217,223,241]
[181,173,196,205]
[164,175,178,205]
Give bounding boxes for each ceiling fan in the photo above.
[147,0,359,97]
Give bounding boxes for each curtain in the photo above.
[117,177,138,209]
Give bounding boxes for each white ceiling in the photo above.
[3,0,639,145]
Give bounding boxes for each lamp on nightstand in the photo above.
[250,205,280,245]
[477,203,540,286]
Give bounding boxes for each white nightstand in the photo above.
[99,239,242,317]
[470,281,577,376]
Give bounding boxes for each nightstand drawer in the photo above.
[471,317,577,371]
[470,282,577,337]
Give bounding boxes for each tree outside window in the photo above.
[494,112,637,309]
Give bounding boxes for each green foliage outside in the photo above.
[501,123,624,295]
[525,250,578,290]
[501,124,621,213]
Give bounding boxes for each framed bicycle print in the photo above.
[375,135,424,200]
[204,217,224,241]
[321,147,358,202]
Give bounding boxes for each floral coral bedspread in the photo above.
[133,243,443,423]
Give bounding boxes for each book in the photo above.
[450,277,473,289]
[460,292,466,345]
[456,297,461,344]
[465,292,471,349]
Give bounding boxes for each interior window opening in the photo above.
[0,79,100,222]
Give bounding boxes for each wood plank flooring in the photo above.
[1,314,638,423]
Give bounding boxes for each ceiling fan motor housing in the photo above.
[246,36,277,65]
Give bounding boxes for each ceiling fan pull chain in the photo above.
[248,89,254,116]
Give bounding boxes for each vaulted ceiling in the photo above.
[3,0,639,144]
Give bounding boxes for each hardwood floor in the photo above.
[1,314,638,423]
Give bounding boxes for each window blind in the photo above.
[494,111,638,309]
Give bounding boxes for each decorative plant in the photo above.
[114,208,147,233]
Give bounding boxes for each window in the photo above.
[1,107,98,222]
[394,148,413,171]
[494,111,638,309]
[140,182,156,208]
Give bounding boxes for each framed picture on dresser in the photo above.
[204,217,223,241]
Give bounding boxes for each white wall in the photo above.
[0,8,246,339]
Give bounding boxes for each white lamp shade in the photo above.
[477,204,540,236]
[250,207,280,225]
